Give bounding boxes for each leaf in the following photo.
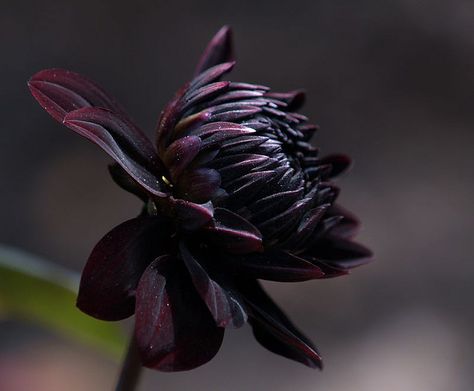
[0,245,126,358]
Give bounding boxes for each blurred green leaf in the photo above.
[0,245,126,358]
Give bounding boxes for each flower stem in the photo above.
[115,334,142,391]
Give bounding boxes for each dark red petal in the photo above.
[240,280,322,369]
[190,62,235,90]
[28,68,129,122]
[264,90,306,111]
[325,204,360,238]
[204,208,263,254]
[163,136,202,180]
[64,108,166,197]
[310,237,373,269]
[224,250,324,282]
[179,242,247,328]
[182,81,230,111]
[172,198,214,231]
[108,163,149,202]
[76,216,169,321]
[194,26,234,75]
[319,154,352,178]
[135,256,224,372]
[176,168,221,203]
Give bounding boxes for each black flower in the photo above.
[28,26,372,371]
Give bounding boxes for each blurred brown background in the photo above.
[1,0,473,390]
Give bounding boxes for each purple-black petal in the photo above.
[240,280,322,369]
[194,26,234,75]
[223,250,324,282]
[28,68,130,122]
[135,255,224,371]
[64,107,166,197]
[309,236,373,269]
[179,242,247,328]
[203,208,263,254]
[77,215,170,321]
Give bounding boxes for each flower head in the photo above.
[28,26,372,371]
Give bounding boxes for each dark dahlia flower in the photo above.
[28,26,371,371]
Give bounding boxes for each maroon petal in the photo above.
[77,216,170,321]
[204,208,263,254]
[135,255,224,371]
[28,68,129,122]
[163,136,202,180]
[108,163,148,202]
[64,108,166,197]
[310,237,373,269]
[176,168,221,203]
[190,62,235,90]
[240,280,322,369]
[318,154,352,178]
[195,26,234,75]
[179,242,247,328]
[172,198,214,231]
[325,204,360,238]
[264,90,306,111]
[224,250,324,282]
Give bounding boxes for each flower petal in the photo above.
[195,26,234,75]
[108,163,148,201]
[28,68,129,122]
[163,135,202,181]
[176,168,221,203]
[240,280,322,369]
[135,255,224,371]
[204,208,263,254]
[76,216,170,321]
[224,250,324,282]
[309,236,373,269]
[179,242,247,328]
[171,198,214,231]
[64,107,166,197]
[318,154,352,178]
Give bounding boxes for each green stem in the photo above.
[115,334,142,391]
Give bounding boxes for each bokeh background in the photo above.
[1,0,473,390]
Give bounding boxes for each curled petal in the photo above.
[171,198,214,231]
[264,90,306,111]
[309,237,373,269]
[77,216,169,321]
[135,256,224,371]
[28,68,129,122]
[163,136,202,180]
[318,154,352,178]
[195,26,234,75]
[240,280,322,369]
[108,163,148,202]
[180,242,247,328]
[204,208,263,254]
[64,108,166,197]
[326,204,360,238]
[190,62,235,90]
[176,168,221,203]
[224,250,324,282]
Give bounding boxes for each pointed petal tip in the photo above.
[195,26,235,75]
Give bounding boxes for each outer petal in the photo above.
[223,250,324,282]
[64,108,166,197]
[309,236,373,269]
[77,216,170,321]
[240,280,322,369]
[179,242,247,328]
[135,256,224,371]
[203,208,263,254]
[194,26,235,75]
[28,68,130,122]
